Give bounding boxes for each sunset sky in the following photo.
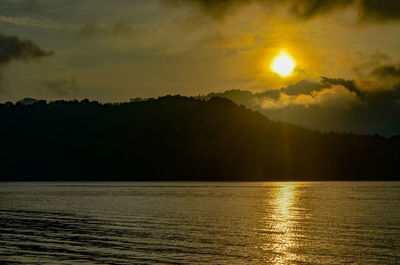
[1,0,400,109]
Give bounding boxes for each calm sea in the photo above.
[1,182,399,264]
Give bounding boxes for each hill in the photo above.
[0,96,399,181]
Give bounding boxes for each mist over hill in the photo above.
[1,96,399,181]
[200,79,400,136]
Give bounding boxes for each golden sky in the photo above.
[1,0,400,102]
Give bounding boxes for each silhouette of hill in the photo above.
[1,96,399,181]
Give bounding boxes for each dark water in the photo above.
[1,182,400,264]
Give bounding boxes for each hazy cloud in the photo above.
[0,15,73,30]
[0,33,53,90]
[0,0,36,10]
[112,22,134,36]
[207,77,400,135]
[165,0,400,23]
[371,64,400,78]
[353,51,392,77]
[79,23,99,37]
[41,77,78,96]
[258,72,400,111]
[260,84,360,109]
[78,22,135,37]
[0,15,134,38]
[354,60,400,92]
[0,33,53,65]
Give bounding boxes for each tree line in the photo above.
[0,96,399,181]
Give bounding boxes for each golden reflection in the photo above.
[262,182,301,264]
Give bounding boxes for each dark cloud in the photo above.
[164,0,354,19]
[0,33,53,65]
[165,0,400,22]
[281,79,325,95]
[371,64,400,78]
[359,0,400,22]
[41,77,78,97]
[164,0,253,19]
[252,79,325,101]
[289,0,354,19]
[0,33,53,91]
[321,76,362,97]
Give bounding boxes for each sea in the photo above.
[1,182,399,264]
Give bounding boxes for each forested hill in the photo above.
[1,96,399,181]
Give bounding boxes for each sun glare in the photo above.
[271,51,296,77]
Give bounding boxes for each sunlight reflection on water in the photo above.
[271,183,297,264]
[260,182,299,264]
[1,182,400,264]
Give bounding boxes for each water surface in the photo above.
[1,182,399,264]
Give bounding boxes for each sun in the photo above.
[271,51,296,77]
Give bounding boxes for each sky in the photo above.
[1,0,400,134]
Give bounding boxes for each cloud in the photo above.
[207,77,400,135]
[112,23,134,36]
[0,15,134,38]
[165,0,352,19]
[289,0,354,19]
[354,60,400,92]
[41,77,78,96]
[164,0,262,19]
[353,51,392,77]
[260,84,360,109]
[359,0,400,22]
[257,77,364,110]
[79,23,99,37]
[321,76,362,97]
[246,65,400,110]
[0,0,36,10]
[0,33,53,90]
[0,15,72,30]
[165,0,400,23]
[0,33,53,65]
[371,64,400,78]
[78,22,135,38]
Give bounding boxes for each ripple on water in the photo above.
[0,182,400,264]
